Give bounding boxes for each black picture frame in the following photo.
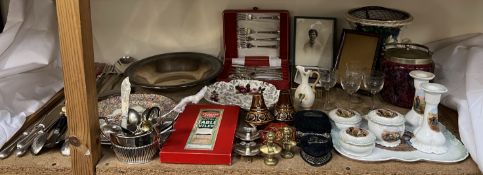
[292,16,336,69]
[291,16,336,87]
[334,29,383,74]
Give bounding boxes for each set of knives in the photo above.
[0,102,67,159]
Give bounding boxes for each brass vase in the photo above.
[274,90,295,122]
[245,92,274,126]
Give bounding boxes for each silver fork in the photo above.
[238,28,280,35]
[238,41,278,49]
[238,35,280,42]
[237,14,280,21]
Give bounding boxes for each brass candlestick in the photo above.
[259,131,281,166]
[281,126,296,159]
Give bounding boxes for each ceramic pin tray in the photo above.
[331,117,469,163]
[204,80,279,110]
[97,94,177,144]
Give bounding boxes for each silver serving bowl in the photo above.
[112,140,159,164]
[125,52,222,90]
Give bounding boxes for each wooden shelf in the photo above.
[0,88,480,174]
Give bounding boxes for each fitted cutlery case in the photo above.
[219,9,290,89]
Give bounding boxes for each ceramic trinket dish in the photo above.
[405,70,435,129]
[411,83,448,154]
[339,127,376,157]
[328,108,362,130]
[367,108,405,147]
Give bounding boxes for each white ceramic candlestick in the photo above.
[405,70,435,130]
[410,83,448,154]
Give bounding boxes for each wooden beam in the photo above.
[55,0,100,174]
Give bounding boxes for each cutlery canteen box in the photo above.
[218,9,290,90]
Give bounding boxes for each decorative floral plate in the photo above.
[331,118,469,163]
[204,80,280,110]
[97,94,177,143]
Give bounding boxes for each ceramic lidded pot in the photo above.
[339,127,376,157]
[245,92,274,126]
[367,108,405,147]
[328,108,362,130]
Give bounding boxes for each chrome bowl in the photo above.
[125,52,222,90]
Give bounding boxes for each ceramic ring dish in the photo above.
[330,108,469,163]
[328,108,362,130]
[339,127,376,157]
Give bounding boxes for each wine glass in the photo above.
[363,70,385,110]
[340,70,363,109]
[319,69,337,111]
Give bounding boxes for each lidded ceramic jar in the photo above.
[328,108,362,130]
[367,108,405,147]
[380,43,434,108]
[339,127,376,157]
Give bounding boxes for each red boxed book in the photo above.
[218,9,291,90]
[159,104,240,165]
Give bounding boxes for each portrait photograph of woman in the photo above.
[293,17,336,69]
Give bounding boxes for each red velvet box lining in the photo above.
[218,9,290,90]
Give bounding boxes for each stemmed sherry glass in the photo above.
[363,70,385,110]
[319,69,337,111]
[340,70,363,109]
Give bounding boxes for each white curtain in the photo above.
[0,0,63,147]
[427,33,483,172]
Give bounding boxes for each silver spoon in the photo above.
[125,108,141,134]
[99,117,123,137]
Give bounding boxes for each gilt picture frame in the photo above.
[335,29,383,75]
